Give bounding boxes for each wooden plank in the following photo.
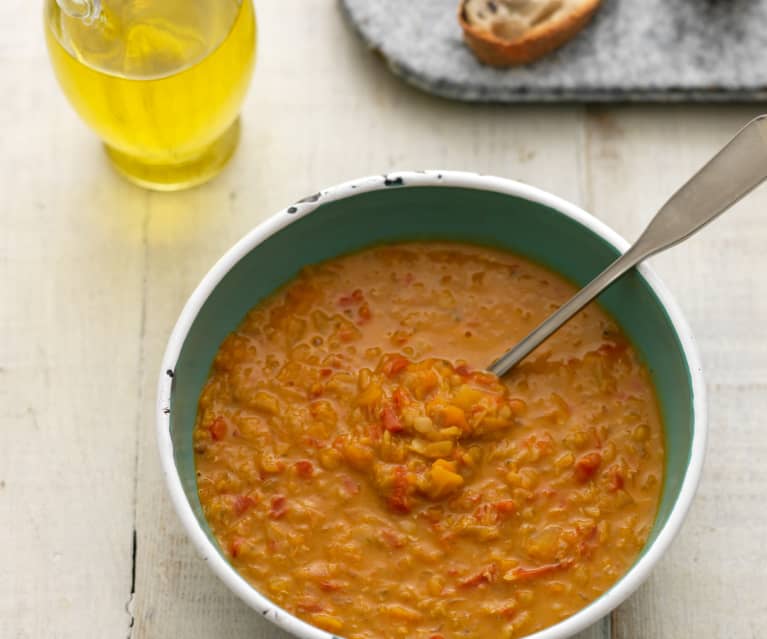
[129,2,607,639]
[0,4,146,634]
[583,105,767,637]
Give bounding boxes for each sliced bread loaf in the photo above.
[459,0,602,66]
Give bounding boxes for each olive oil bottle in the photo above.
[45,0,257,190]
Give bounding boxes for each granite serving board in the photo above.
[340,0,767,102]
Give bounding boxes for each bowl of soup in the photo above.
[157,172,706,639]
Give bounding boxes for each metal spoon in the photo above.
[489,114,767,377]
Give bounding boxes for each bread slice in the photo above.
[459,0,602,66]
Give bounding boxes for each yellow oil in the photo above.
[45,0,257,190]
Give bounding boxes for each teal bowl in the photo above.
[157,171,706,639]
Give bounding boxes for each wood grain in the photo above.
[0,2,146,635]
[2,1,765,639]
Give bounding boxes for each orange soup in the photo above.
[194,242,664,639]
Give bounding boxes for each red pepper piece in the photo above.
[493,500,517,517]
[296,597,325,613]
[574,452,602,482]
[607,464,625,492]
[392,387,410,411]
[232,495,257,516]
[387,466,411,514]
[229,537,245,558]
[455,364,472,377]
[382,405,403,433]
[382,355,409,377]
[505,560,572,582]
[357,303,372,324]
[209,417,227,441]
[459,563,498,588]
[294,460,314,479]
[269,495,288,519]
[380,528,407,549]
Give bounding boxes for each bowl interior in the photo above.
[168,184,695,589]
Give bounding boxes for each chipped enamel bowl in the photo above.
[158,171,706,639]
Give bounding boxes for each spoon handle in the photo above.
[489,114,767,377]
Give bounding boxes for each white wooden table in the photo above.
[2,1,766,637]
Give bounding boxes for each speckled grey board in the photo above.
[340,0,767,102]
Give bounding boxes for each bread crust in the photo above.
[459,0,602,66]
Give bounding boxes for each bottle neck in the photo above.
[56,0,101,22]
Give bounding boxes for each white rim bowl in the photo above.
[157,171,707,639]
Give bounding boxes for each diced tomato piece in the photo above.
[319,368,333,378]
[472,372,496,387]
[493,500,517,517]
[535,433,556,455]
[459,563,498,588]
[505,560,572,582]
[308,383,323,398]
[296,597,325,613]
[455,364,472,377]
[229,537,245,558]
[357,303,372,324]
[391,330,411,346]
[383,355,410,377]
[392,387,410,411]
[232,494,257,516]
[303,437,323,449]
[294,460,314,479]
[607,465,625,492]
[382,405,403,433]
[498,604,518,620]
[574,452,602,483]
[338,289,364,307]
[319,580,345,592]
[380,528,407,549]
[387,466,412,514]
[269,495,288,519]
[209,417,227,441]
[388,493,411,515]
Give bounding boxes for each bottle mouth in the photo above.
[56,0,102,22]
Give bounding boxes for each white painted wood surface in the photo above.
[1,1,765,638]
